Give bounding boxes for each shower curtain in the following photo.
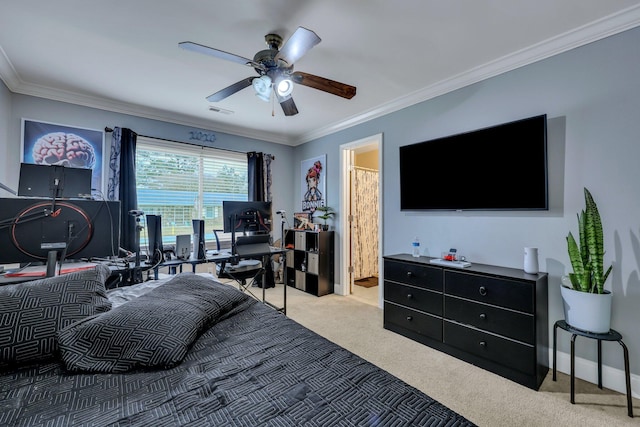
[352,167,379,280]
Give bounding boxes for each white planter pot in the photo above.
[560,285,612,333]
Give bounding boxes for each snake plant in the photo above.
[566,188,612,293]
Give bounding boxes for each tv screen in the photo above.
[18,163,92,199]
[399,114,548,211]
[0,198,120,264]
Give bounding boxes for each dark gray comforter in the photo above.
[1,275,475,426]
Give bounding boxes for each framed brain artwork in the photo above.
[21,119,105,194]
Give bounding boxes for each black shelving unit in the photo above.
[285,230,334,296]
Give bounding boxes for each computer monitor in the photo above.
[222,201,272,234]
[0,198,120,264]
[18,163,92,199]
[222,201,272,259]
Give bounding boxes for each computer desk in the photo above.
[1,249,289,314]
[149,247,288,314]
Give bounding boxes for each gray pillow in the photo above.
[0,265,112,369]
[57,273,249,373]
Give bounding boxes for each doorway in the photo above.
[339,134,383,308]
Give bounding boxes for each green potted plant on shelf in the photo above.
[314,206,335,231]
[561,187,613,333]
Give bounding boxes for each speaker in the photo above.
[192,219,206,260]
[146,214,164,264]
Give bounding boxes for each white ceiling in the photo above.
[1,1,640,146]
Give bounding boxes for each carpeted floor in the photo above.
[243,283,639,426]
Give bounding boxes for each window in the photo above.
[135,137,247,247]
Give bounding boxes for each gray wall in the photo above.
[1,93,296,242]
[299,26,640,378]
[0,79,11,189]
[1,25,638,383]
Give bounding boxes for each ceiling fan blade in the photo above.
[179,41,264,70]
[274,27,321,65]
[206,77,254,102]
[277,94,299,116]
[291,71,356,99]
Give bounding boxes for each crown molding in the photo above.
[0,44,20,89]
[295,4,640,145]
[2,5,639,147]
[6,80,296,145]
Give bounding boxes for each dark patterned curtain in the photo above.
[247,151,275,287]
[107,127,138,253]
[247,152,273,202]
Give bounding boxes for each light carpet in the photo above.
[249,283,639,426]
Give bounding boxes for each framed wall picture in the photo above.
[300,154,326,214]
[21,119,105,194]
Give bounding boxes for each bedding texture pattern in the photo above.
[0,274,476,426]
[0,265,111,369]
[58,273,250,373]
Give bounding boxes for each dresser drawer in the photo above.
[385,282,442,316]
[443,321,535,375]
[384,260,442,291]
[445,271,533,313]
[444,296,534,344]
[384,302,442,341]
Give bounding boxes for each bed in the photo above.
[0,266,476,426]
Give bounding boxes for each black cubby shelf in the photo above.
[285,230,334,296]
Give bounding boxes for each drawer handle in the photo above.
[406,271,414,278]
[406,316,413,321]
[479,341,487,348]
[406,293,413,299]
[479,286,487,296]
[479,313,486,320]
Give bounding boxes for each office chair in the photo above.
[212,230,265,293]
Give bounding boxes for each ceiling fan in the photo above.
[179,27,356,116]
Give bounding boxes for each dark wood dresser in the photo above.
[383,253,549,390]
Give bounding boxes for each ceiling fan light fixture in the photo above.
[252,75,272,102]
[275,77,294,97]
[182,26,356,115]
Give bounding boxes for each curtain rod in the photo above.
[248,151,275,160]
[105,126,274,159]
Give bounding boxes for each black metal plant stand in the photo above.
[553,319,633,418]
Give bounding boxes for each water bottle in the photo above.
[412,237,420,257]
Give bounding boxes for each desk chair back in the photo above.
[235,234,271,257]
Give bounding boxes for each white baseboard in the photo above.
[551,348,639,399]
[334,282,348,296]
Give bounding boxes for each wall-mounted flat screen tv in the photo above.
[399,114,548,211]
